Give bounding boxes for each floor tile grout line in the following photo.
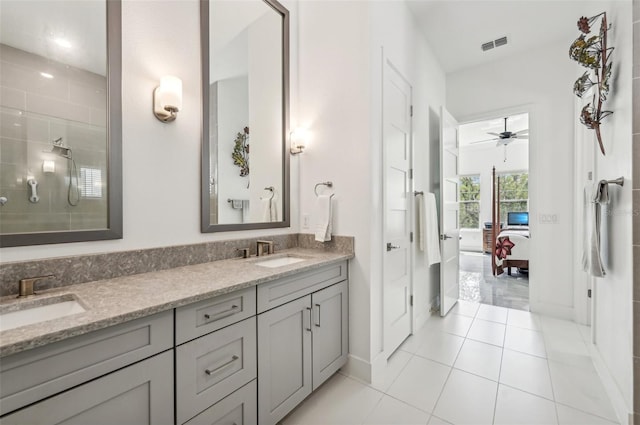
[491,311,509,424]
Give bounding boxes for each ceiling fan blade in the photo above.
[487,132,501,137]
[514,129,529,135]
[469,137,498,144]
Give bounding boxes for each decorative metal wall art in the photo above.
[232,126,250,178]
[570,12,614,155]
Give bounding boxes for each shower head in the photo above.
[50,145,72,159]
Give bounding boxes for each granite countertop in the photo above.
[0,248,353,357]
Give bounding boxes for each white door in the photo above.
[382,59,412,356]
[439,107,460,317]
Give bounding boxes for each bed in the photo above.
[490,167,530,276]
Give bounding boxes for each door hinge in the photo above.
[409,169,413,179]
[410,232,414,243]
[410,295,414,306]
[588,289,592,298]
[410,105,414,117]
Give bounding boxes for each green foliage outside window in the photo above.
[460,175,480,229]
[499,173,528,223]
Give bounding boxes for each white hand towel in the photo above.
[416,193,426,251]
[272,199,278,221]
[583,182,607,277]
[314,195,333,242]
[261,198,272,222]
[425,193,441,265]
[241,200,250,223]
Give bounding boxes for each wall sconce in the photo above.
[290,128,309,155]
[42,160,55,173]
[153,76,182,123]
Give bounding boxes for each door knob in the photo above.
[386,243,400,251]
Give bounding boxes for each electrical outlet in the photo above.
[302,214,310,229]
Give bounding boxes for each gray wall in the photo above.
[0,44,108,233]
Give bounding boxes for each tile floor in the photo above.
[281,301,619,425]
[459,252,529,311]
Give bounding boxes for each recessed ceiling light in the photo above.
[54,38,72,48]
[40,72,54,79]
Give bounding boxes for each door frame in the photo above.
[454,104,537,309]
[381,53,414,358]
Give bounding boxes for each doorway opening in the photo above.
[457,113,530,311]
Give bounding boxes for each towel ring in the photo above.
[314,181,334,197]
[263,186,275,201]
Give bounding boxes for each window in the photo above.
[499,173,528,223]
[459,175,480,229]
[80,167,103,198]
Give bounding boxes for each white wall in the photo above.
[584,1,634,420]
[0,0,300,263]
[447,40,576,319]
[297,0,373,380]
[459,140,529,251]
[248,11,284,222]
[216,77,249,224]
[297,0,446,382]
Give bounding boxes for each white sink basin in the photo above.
[255,256,307,268]
[0,295,86,332]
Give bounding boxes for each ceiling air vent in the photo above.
[481,36,508,52]
[494,36,508,47]
[481,41,495,52]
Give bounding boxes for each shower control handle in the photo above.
[27,179,39,203]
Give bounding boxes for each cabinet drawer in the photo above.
[257,261,347,313]
[1,350,174,425]
[176,317,257,424]
[176,287,256,345]
[183,380,257,425]
[0,310,173,416]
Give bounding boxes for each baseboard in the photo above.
[588,342,632,425]
[342,353,372,384]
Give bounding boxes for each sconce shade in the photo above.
[154,76,182,122]
[290,128,309,155]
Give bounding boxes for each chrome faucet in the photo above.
[18,275,55,298]
[256,240,274,256]
[237,247,251,258]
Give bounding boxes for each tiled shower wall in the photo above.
[634,1,639,423]
[0,44,108,233]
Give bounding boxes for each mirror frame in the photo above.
[0,0,123,248]
[200,0,290,233]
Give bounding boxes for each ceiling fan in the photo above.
[471,117,529,146]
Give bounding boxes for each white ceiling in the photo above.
[405,0,605,74]
[459,112,528,146]
[0,1,106,76]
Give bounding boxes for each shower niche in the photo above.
[0,0,122,246]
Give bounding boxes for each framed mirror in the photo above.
[0,0,122,247]
[201,0,290,232]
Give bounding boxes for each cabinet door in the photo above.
[311,280,349,390]
[257,295,312,425]
[1,350,174,425]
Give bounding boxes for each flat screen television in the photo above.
[507,212,529,226]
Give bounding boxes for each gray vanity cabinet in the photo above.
[257,277,349,425]
[1,350,174,425]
